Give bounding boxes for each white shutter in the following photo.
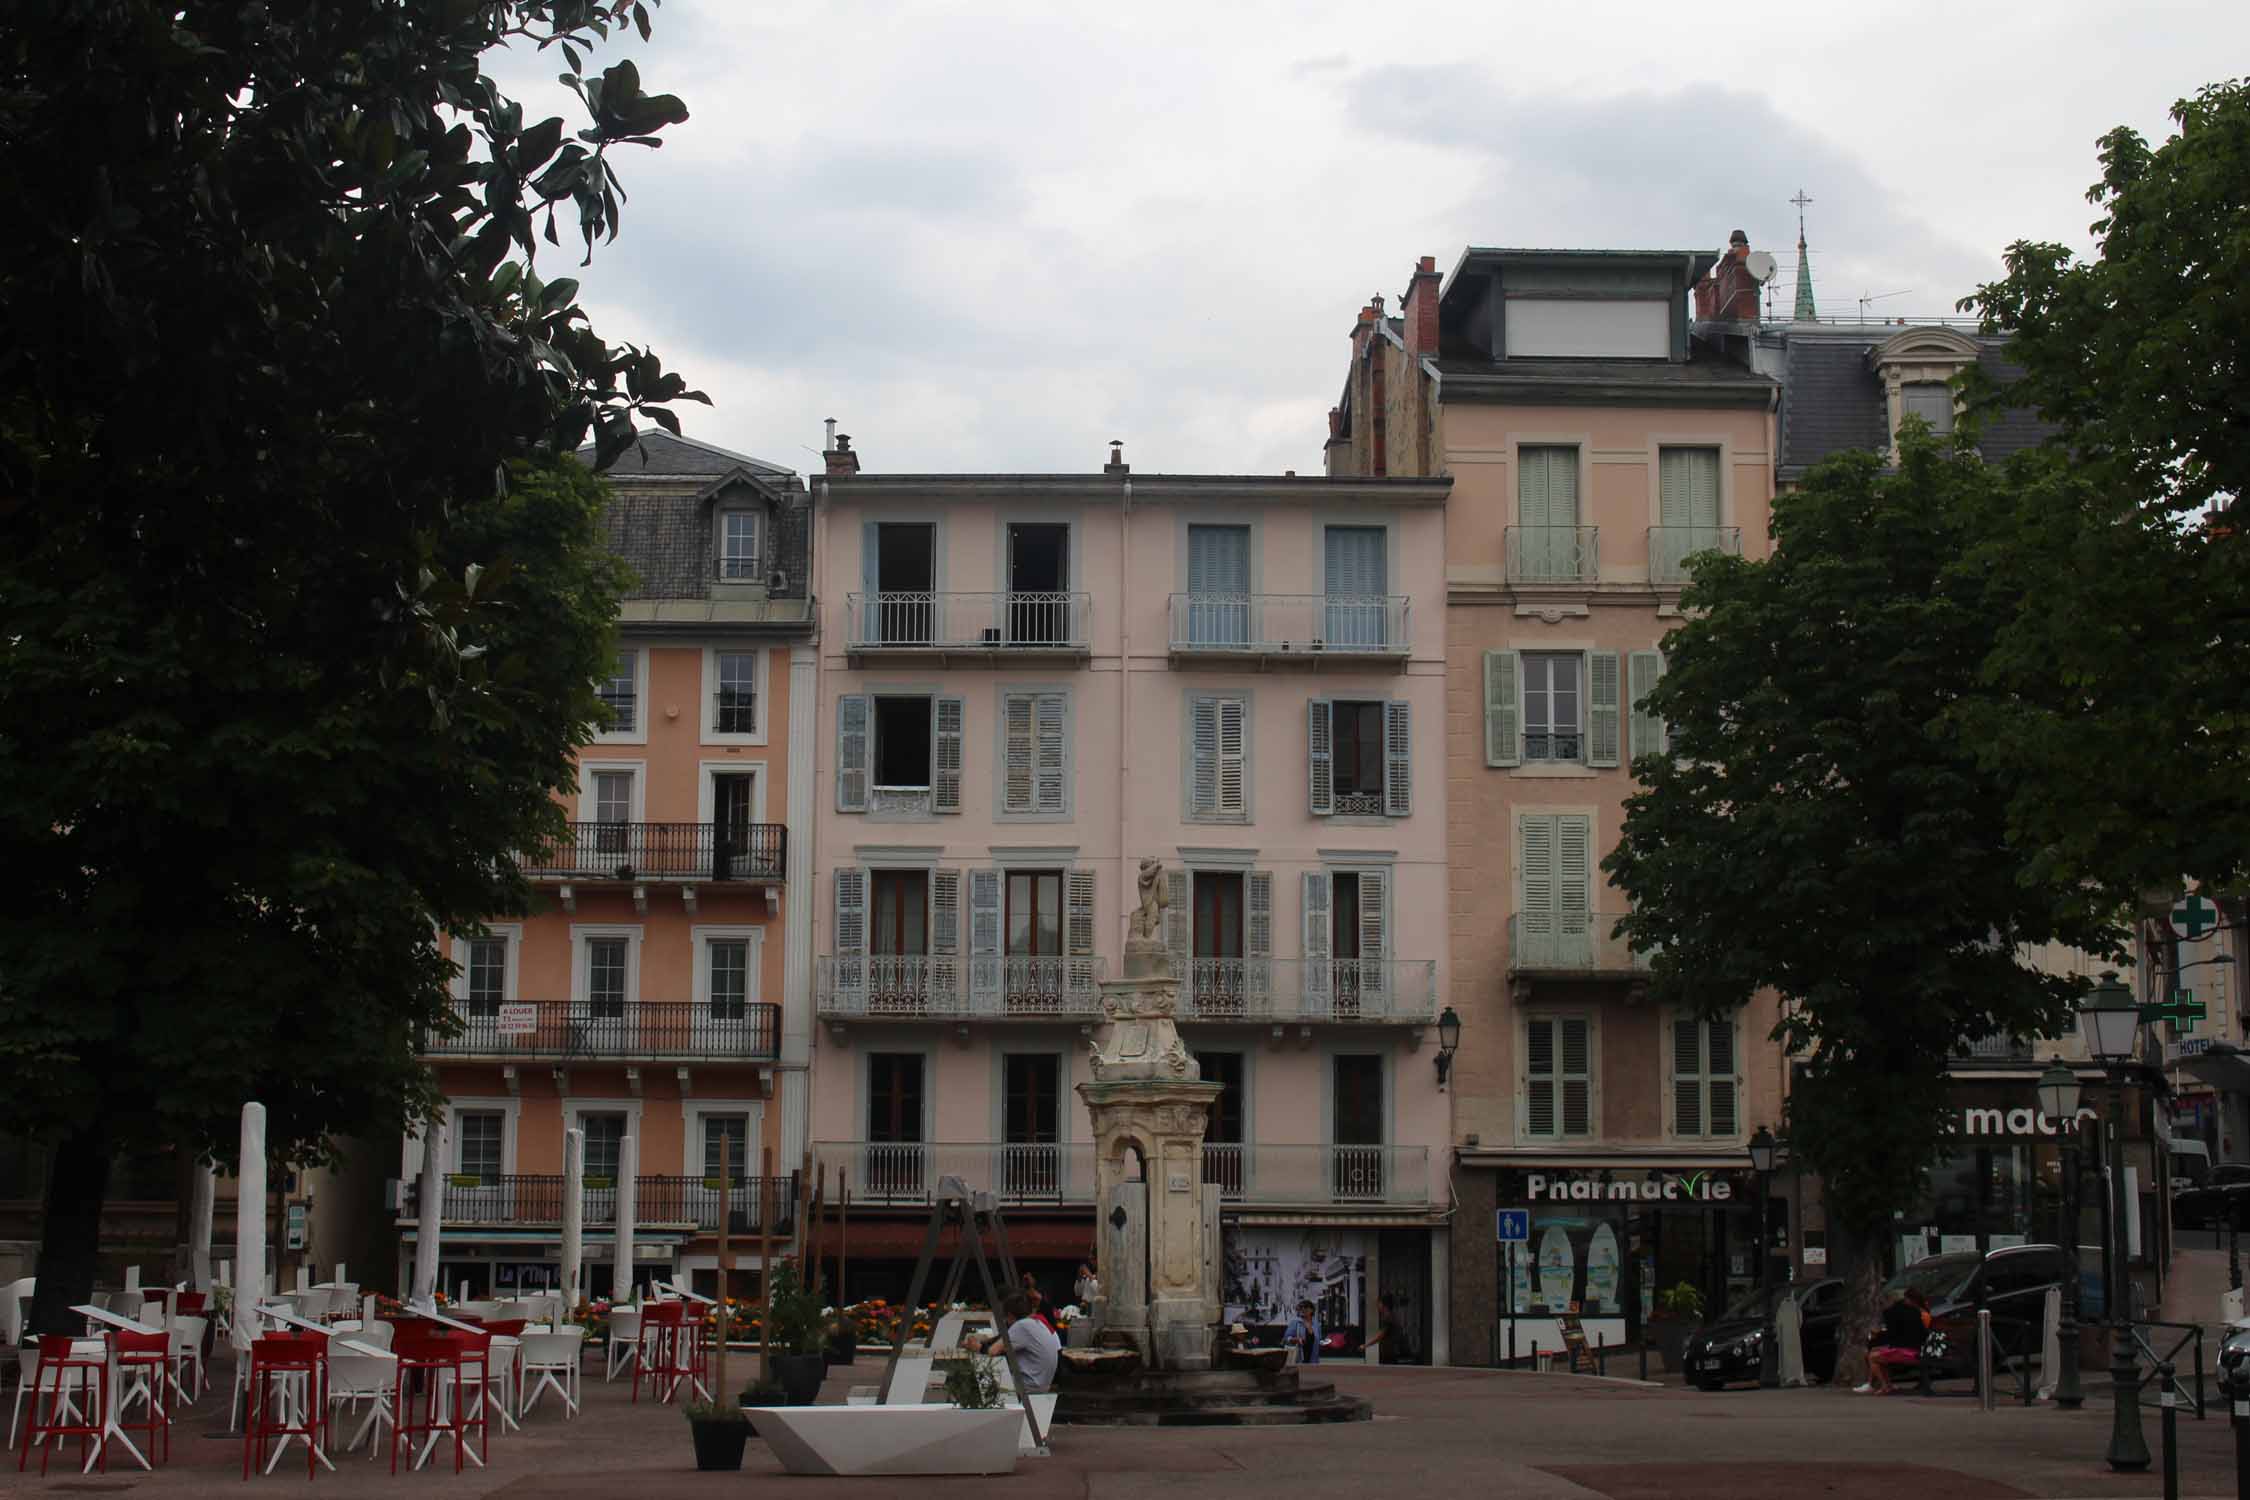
[1034,693,1067,813]
[929,869,963,1010]
[1246,870,1274,1014]
[1587,652,1621,768]
[1358,868,1389,1012]
[1628,650,1666,763]
[1190,698,1219,815]
[1066,869,1097,1000]
[1002,693,1034,813]
[1302,872,1333,1018]
[1165,871,1190,976]
[1560,1017,1592,1137]
[1383,700,1411,815]
[837,694,869,812]
[1308,699,1333,816]
[1525,1018,1556,1137]
[834,867,868,1009]
[1217,698,1245,816]
[968,868,1002,1013]
[1518,814,1555,969]
[1708,1016,1739,1137]
[1558,814,1593,966]
[1672,1015,1703,1138]
[1484,650,1521,768]
[932,696,964,814]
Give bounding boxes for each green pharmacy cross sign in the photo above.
[2143,990,2206,1025]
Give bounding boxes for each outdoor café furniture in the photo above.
[390,1325,490,1474]
[18,1334,107,1476]
[516,1327,586,1420]
[113,1328,171,1467]
[168,1315,208,1405]
[325,1342,399,1458]
[7,1347,42,1451]
[243,1333,330,1479]
[632,1300,700,1405]
[604,1305,642,1383]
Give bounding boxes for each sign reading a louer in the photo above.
[495,1003,538,1037]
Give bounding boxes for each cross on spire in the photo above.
[1790,189,1818,322]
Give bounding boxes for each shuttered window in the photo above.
[1658,448,1722,528]
[1187,694,1248,820]
[1628,650,1668,763]
[1484,651,1520,768]
[1516,446,1583,581]
[836,695,870,811]
[1518,812,1594,970]
[1524,1016,1593,1140]
[1671,1014,1740,1139]
[1001,690,1070,815]
[1310,699,1410,816]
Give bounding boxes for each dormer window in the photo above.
[1900,383,1955,436]
[1869,326,1980,453]
[719,509,761,582]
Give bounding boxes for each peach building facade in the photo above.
[400,433,818,1298]
[1328,244,1789,1363]
[804,439,1458,1359]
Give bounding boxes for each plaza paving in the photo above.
[5,1356,2246,1500]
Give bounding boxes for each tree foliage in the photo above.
[1957,78,2250,901]
[0,0,699,1331]
[1604,434,2124,1370]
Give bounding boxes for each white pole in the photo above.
[561,1127,585,1310]
[295,1263,309,1293]
[234,1103,267,1355]
[190,1165,216,1290]
[411,1120,447,1305]
[612,1135,638,1303]
[334,1263,346,1286]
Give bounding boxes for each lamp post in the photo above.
[1748,1125,1778,1387]
[2080,971,2150,1471]
[1434,1007,1462,1090]
[2038,1057,2084,1410]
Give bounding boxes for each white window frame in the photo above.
[443,1097,522,1178]
[591,646,650,745]
[692,924,767,1012]
[994,684,1073,822]
[570,923,644,1011]
[1665,1010,1743,1142]
[681,1100,764,1180]
[561,1097,644,1176]
[1518,1012,1599,1142]
[1183,690,1253,824]
[716,508,763,583]
[1644,436,1736,531]
[577,761,647,824]
[449,924,521,1011]
[700,646,770,745]
[696,760,768,827]
[1521,652,1585,764]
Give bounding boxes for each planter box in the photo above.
[742,1403,1021,1476]
[688,1416,750,1471]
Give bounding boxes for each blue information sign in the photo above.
[1495,1208,1530,1243]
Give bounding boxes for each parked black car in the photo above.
[1682,1279,1843,1389]
[1882,1243,2068,1380]
[2172,1164,2250,1229]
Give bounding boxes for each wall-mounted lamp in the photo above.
[1434,1006,1462,1089]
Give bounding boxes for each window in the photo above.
[464,938,506,1018]
[1000,690,1069,815]
[713,774,756,874]
[1006,871,1062,959]
[581,1113,626,1182]
[867,1055,925,1142]
[708,938,749,1020]
[1517,812,1593,969]
[719,511,761,581]
[1194,872,1244,961]
[1671,1014,1739,1139]
[590,768,636,856]
[871,870,930,958]
[1654,447,1724,583]
[1186,523,1252,645]
[586,937,628,1019]
[1002,1054,1061,1194]
[873,698,931,788]
[1901,383,1955,436]
[1522,655,1582,763]
[1006,523,1073,645]
[714,651,758,734]
[1515,446,1584,581]
[1506,299,1670,359]
[1197,1051,1246,1194]
[863,522,936,645]
[598,650,638,734]
[1309,699,1409,815]
[702,1114,748,1182]
[1331,1054,1386,1197]
[1304,869,1390,1017]
[1187,694,1248,821]
[1524,1016,1593,1139]
[1323,526,1387,647]
[456,1111,504,1180]
[837,694,963,813]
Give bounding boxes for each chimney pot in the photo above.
[823,416,837,453]
[1418,255,1437,273]
[1105,439,1129,476]
[823,432,860,477]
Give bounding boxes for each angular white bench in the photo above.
[745,1403,1021,1476]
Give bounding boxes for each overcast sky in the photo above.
[498,0,2243,476]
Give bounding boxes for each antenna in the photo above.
[1857,289,1912,322]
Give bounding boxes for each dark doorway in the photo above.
[1377,1227,1430,1365]
[871,523,936,643]
[1007,524,1072,645]
[866,1052,925,1198]
[1003,1054,1061,1195]
[870,869,929,1013]
[1331,1054,1385,1197]
[872,697,932,789]
[1196,1050,1245,1196]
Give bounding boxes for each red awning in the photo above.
[812,1217,1098,1262]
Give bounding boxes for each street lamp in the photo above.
[1434,1007,1462,1089]
[2038,1057,2084,1410]
[2078,971,2149,1471]
[1748,1126,1778,1387]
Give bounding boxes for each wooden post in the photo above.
[759,1144,774,1387]
[806,1163,827,1297]
[713,1170,731,1409]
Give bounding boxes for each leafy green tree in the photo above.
[0,0,702,1334]
[1957,78,2250,903]
[1605,435,2123,1382]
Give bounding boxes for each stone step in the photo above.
[1058,1396,1374,1428]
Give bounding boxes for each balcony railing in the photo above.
[815,956,1104,1019]
[404,1172,798,1233]
[845,592,1092,653]
[420,1000,781,1062]
[1164,594,1411,658]
[521,821,785,882]
[1951,1035,2037,1064]
[1505,526,1600,584]
[1506,912,1651,976]
[1648,525,1742,585]
[812,1142,1428,1207]
[1173,958,1440,1023]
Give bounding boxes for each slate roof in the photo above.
[574,431,809,603]
[592,429,796,479]
[1435,344,1776,407]
[1774,329,2060,479]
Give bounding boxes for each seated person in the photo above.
[973,1290,1061,1393]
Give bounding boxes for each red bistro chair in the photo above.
[632,1302,690,1405]
[19,1335,106,1476]
[243,1334,327,1479]
[112,1328,171,1467]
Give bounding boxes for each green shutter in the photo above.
[1484,650,1521,768]
[1587,652,1621,768]
[1628,650,1666,763]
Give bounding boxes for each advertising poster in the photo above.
[1510,1214,1624,1315]
[1222,1226,1368,1332]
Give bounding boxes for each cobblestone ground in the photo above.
[3,1356,2243,1499]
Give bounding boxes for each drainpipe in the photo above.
[1118,477,1133,965]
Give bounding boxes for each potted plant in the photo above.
[942,1352,1004,1410]
[1648,1281,1705,1372]
[765,1262,830,1405]
[682,1399,750,1471]
[824,1309,859,1367]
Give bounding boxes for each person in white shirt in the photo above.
[975,1291,1060,1392]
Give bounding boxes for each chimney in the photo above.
[1402,255,1440,358]
[1694,231,1762,323]
[823,416,837,453]
[824,433,860,477]
[1104,440,1129,476]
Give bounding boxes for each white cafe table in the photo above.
[65,1305,160,1471]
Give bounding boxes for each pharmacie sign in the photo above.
[1525,1170,1736,1203]
[1960,1105,2094,1137]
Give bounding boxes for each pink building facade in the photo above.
[806,439,1458,1358]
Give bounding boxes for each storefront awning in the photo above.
[2179,1042,2250,1094]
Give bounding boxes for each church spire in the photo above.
[1790,189,1818,322]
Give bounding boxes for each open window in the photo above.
[1309,699,1410,815]
[837,694,963,813]
[1006,523,1072,644]
[864,522,937,644]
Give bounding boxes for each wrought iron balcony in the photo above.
[844,592,1092,660]
[419,1000,781,1063]
[1505,525,1600,584]
[1648,525,1742,585]
[814,956,1104,1021]
[1505,912,1652,977]
[1164,593,1411,664]
[810,1142,1428,1207]
[403,1172,799,1233]
[1950,1034,2038,1065]
[521,821,785,883]
[1173,958,1440,1023]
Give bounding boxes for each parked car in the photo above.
[2171,1163,2250,1229]
[1883,1244,2068,1381]
[2218,1321,2250,1385]
[1681,1279,1842,1390]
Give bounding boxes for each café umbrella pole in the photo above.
[234,1103,267,1357]
[561,1127,585,1313]
[410,1118,445,1306]
[613,1135,638,1304]
[190,1163,217,1291]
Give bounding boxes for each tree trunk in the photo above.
[1829,1216,1889,1388]
[27,1119,115,1337]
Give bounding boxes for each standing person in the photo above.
[974,1290,1061,1393]
[1073,1261,1102,1307]
[1857,1287,1929,1395]
[1360,1292,1418,1365]
[1283,1299,1323,1365]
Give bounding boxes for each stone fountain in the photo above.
[1056,860,1371,1426]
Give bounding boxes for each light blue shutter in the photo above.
[932,696,964,813]
[1323,527,1386,647]
[1065,870,1097,1002]
[834,867,868,1010]
[1165,871,1190,976]
[1307,700,1333,815]
[836,695,869,811]
[1484,651,1521,768]
[1587,653,1621,768]
[1033,693,1067,814]
[1358,868,1389,1012]
[1188,525,1250,645]
[1628,651,1666,762]
[968,868,1002,1013]
[1301,872,1332,1018]
[1382,701,1411,815]
[929,869,962,1011]
[1518,814,1556,969]
[1246,870,1273,1015]
[1558,815,1594,968]
[1002,693,1033,813]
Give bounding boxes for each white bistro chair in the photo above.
[604,1307,642,1383]
[517,1327,586,1420]
[325,1346,398,1458]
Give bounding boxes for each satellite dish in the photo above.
[1745,250,1778,283]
